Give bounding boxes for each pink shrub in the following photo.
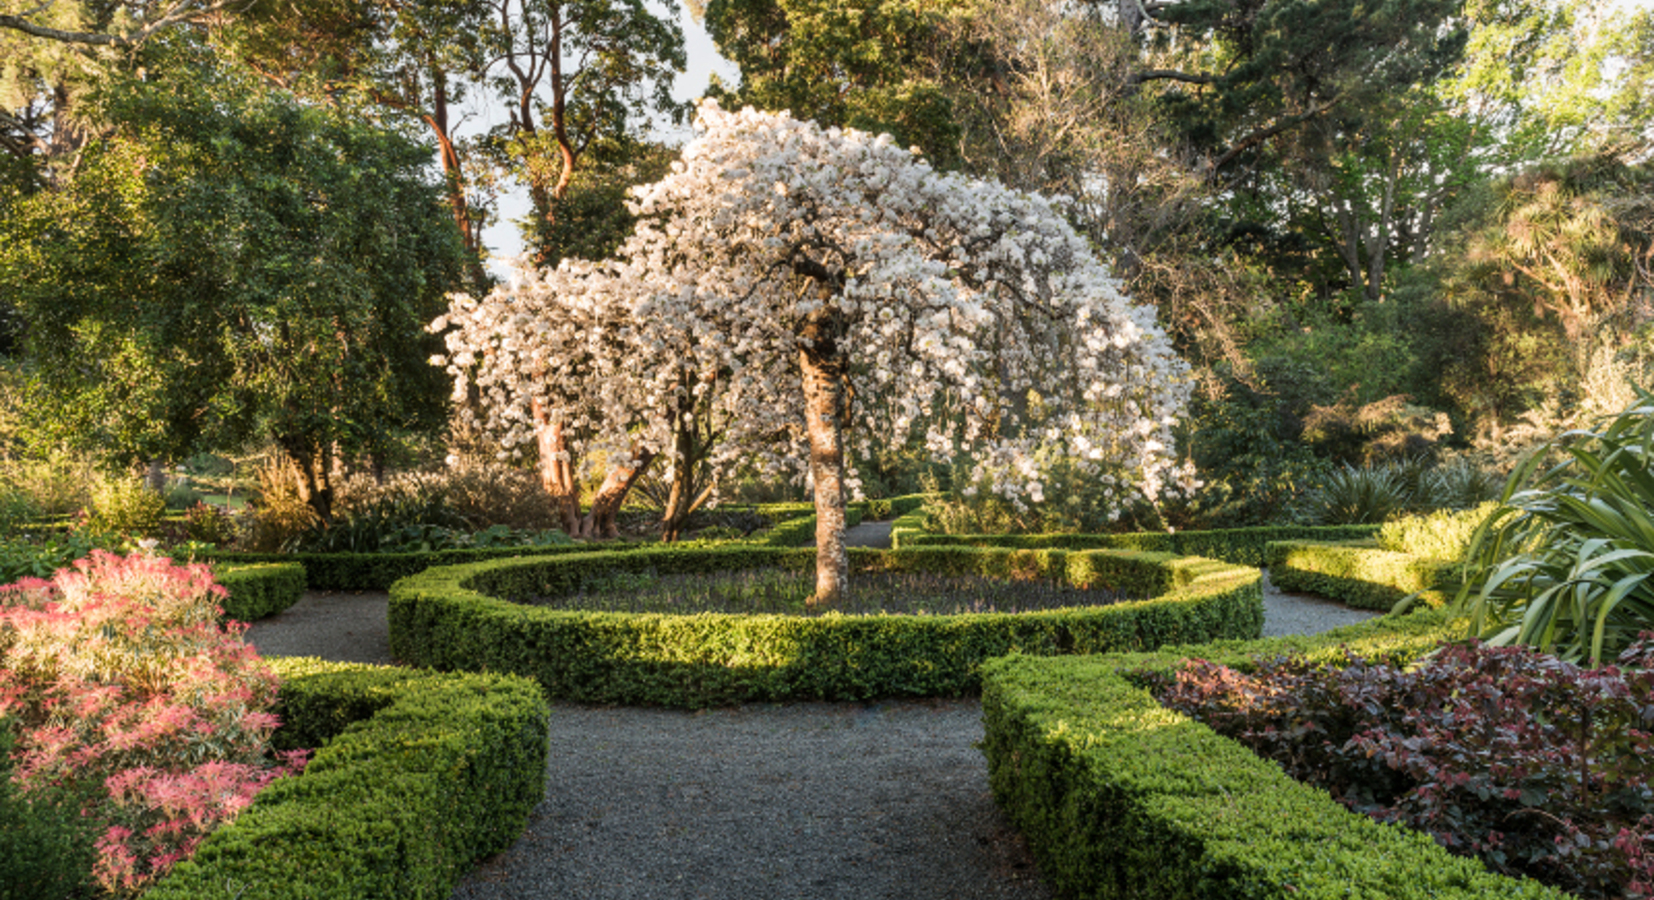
[0,550,306,897]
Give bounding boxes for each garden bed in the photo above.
[387,544,1265,707]
[978,610,1572,900]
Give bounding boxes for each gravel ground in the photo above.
[244,591,393,665]
[241,534,1379,900]
[456,700,1048,900]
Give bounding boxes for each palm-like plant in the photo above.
[1459,390,1654,665]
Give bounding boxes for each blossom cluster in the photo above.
[0,551,305,897]
[432,101,1195,514]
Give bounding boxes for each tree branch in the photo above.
[1208,95,1340,176]
[1127,69,1219,87]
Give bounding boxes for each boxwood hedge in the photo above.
[894,523,1380,567]
[979,611,1570,900]
[203,541,646,592]
[387,544,1265,707]
[1266,540,1457,611]
[144,659,550,900]
[215,562,307,621]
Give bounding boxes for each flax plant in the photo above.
[1459,391,1654,665]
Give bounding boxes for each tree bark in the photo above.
[532,398,582,535]
[581,446,655,538]
[277,439,335,523]
[799,341,850,609]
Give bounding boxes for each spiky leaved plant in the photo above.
[1459,389,1654,665]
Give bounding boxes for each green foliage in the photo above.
[1460,391,1654,665]
[0,718,96,900]
[0,531,117,583]
[87,476,165,537]
[1266,540,1456,611]
[1378,501,1501,560]
[214,562,307,622]
[144,660,550,900]
[702,0,963,165]
[1178,376,1332,527]
[897,522,1380,568]
[386,545,1263,707]
[1305,463,1415,524]
[182,501,237,545]
[0,72,466,498]
[977,612,1573,900]
[202,541,643,592]
[0,450,96,518]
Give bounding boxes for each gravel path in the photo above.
[241,534,1380,900]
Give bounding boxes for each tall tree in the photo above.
[0,74,467,520]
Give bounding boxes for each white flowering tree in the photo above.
[435,101,1194,606]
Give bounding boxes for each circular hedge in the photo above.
[387,544,1264,707]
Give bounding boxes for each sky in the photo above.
[479,1,738,273]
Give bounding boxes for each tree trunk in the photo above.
[799,344,850,609]
[278,439,335,523]
[532,399,582,535]
[144,459,167,493]
[581,446,655,539]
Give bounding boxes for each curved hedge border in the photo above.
[144,659,550,900]
[1266,540,1457,611]
[894,523,1380,567]
[215,562,307,621]
[979,611,1569,900]
[387,544,1264,707]
[203,541,646,592]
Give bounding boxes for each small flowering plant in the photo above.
[0,551,307,897]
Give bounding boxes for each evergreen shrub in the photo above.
[1266,540,1456,611]
[143,659,550,900]
[215,562,307,621]
[387,544,1264,707]
[896,523,1379,567]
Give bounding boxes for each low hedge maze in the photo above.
[387,544,1266,708]
[144,659,550,900]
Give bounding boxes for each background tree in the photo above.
[701,0,964,165]
[0,73,467,520]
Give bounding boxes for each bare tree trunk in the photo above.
[581,446,655,539]
[532,399,582,535]
[799,345,850,609]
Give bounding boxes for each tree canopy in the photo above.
[0,75,467,518]
[435,101,1194,601]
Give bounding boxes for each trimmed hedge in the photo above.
[897,524,1380,567]
[144,659,550,900]
[1266,540,1458,611]
[202,541,646,592]
[979,611,1571,900]
[753,493,932,547]
[754,505,865,547]
[215,562,307,621]
[387,545,1265,707]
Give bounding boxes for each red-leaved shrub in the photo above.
[1142,641,1654,899]
[0,551,306,897]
